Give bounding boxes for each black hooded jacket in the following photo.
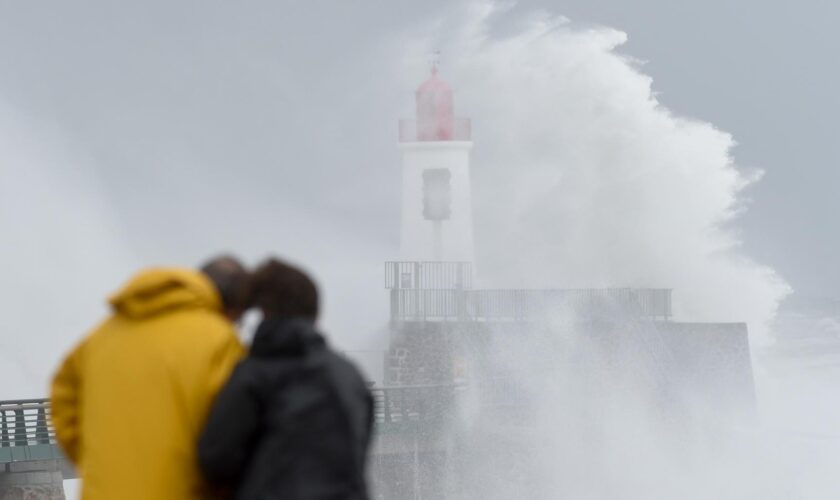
[198,318,373,500]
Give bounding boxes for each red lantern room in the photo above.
[416,66,454,141]
[399,66,470,142]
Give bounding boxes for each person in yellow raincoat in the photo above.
[50,256,249,500]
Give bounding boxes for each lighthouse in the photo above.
[398,67,474,263]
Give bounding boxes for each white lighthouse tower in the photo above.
[398,67,474,263]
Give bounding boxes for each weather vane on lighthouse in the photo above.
[430,50,442,73]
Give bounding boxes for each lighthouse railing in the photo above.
[398,117,471,142]
[385,261,473,290]
[389,288,672,322]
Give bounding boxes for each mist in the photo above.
[398,3,789,341]
[388,3,835,498]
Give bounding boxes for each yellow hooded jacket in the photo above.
[50,268,244,500]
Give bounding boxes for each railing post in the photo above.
[36,407,49,444]
[509,290,516,321]
[1,410,8,447]
[383,390,392,424]
[390,289,398,322]
[399,388,407,421]
[413,263,421,320]
[14,409,26,447]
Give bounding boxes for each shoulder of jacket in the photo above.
[227,357,278,399]
[175,310,244,357]
[181,307,237,334]
[325,350,370,390]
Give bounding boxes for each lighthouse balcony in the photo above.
[385,261,473,290]
[389,287,673,322]
[399,117,471,142]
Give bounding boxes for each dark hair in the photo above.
[200,255,252,313]
[252,258,319,320]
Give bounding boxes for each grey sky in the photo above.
[0,0,836,357]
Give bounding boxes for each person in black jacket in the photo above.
[198,258,374,499]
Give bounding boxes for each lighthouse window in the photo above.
[422,168,452,221]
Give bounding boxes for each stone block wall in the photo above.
[0,460,65,500]
[385,322,457,386]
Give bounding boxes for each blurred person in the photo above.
[198,258,373,500]
[50,256,250,500]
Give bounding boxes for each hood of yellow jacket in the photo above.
[108,268,222,319]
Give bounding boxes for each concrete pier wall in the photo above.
[0,460,65,500]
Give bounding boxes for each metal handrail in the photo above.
[0,399,54,447]
[385,261,473,290]
[1,386,459,441]
[390,287,672,322]
[0,399,52,406]
[398,117,471,142]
